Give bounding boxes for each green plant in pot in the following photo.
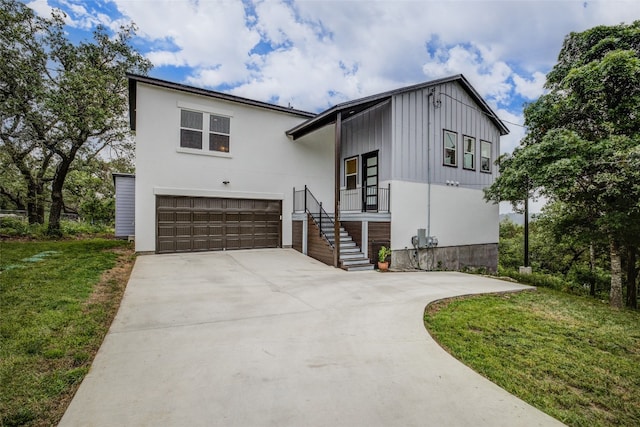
[378,246,391,271]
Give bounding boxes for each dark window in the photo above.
[181,129,203,149]
[209,115,231,153]
[209,134,230,152]
[345,157,357,190]
[180,110,203,149]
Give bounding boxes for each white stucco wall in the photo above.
[134,83,334,252]
[389,180,498,250]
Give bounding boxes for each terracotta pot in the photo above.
[378,261,389,271]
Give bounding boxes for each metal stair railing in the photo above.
[293,185,335,247]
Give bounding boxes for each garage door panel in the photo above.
[156,196,281,254]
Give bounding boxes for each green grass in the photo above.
[0,239,134,426]
[424,288,640,426]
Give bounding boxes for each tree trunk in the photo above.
[47,158,73,235]
[26,179,45,224]
[627,245,638,309]
[609,240,624,308]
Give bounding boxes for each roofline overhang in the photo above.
[286,74,510,140]
[127,73,316,131]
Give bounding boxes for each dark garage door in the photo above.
[156,196,282,253]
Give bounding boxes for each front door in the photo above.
[362,151,378,212]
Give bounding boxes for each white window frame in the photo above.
[176,101,233,158]
[481,140,492,173]
[463,135,475,170]
[344,157,358,190]
[443,130,457,167]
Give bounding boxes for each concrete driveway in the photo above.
[59,249,562,426]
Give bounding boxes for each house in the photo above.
[126,73,508,271]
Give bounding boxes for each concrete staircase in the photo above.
[315,215,374,272]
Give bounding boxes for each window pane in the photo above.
[464,153,474,169]
[481,141,491,157]
[181,129,202,149]
[444,131,457,166]
[346,158,357,175]
[481,141,491,172]
[346,175,357,190]
[445,132,456,149]
[367,156,377,167]
[181,110,203,130]
[210,115,230,134]
[209,134,229,152]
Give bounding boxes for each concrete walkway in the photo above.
[59,249,563,426]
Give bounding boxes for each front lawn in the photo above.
[0,239,134,426]
[424,288,640,426]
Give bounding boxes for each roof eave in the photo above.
[126,73,316,120]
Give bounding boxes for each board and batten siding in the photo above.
[340,101,392,186]
[114,174,135,238]
[391,81,501,189]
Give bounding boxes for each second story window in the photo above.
[345,157,358,190]
[180,110,203,149]
[209,115,230,152]
[179,105,232,155]
[443,130,457,167]
[481,140,492,172]
[463,136,475,170]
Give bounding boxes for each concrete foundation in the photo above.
[392,243,498,273]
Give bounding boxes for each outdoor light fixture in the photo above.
[222,180,230,185]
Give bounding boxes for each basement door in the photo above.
[156,196,282,253]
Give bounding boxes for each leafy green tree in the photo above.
[486,22,640,308]
[0,0,151,233]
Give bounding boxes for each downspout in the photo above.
[427,89,433,255]
[334,112,342,268]
[427,88,436,270]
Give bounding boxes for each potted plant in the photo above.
[378,246,391,271]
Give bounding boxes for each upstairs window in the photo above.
[463,135,475,170]
[179,107,231,154]
[180,110,203,149]
[443,130,457,167]
[481,140,492,172]
[209,115,230,153]
[345,157,358,190]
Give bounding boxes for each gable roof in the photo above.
[127,74,315,130]
[286,74,510,140]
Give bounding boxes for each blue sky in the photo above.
[25,0,639,157]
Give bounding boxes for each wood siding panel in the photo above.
[367,221,391,264]
[341,221,362,248]
[391,81,501,190]
[114,175,135,237]
[307,214,334,266]
[340,101,392,186]
[292,220,303,252]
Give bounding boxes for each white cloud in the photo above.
[26,0,640,117]
[513,72,547,100]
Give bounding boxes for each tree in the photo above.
[485,22,640,308]
[0,0,151,232]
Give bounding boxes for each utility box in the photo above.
[417,228,427,248]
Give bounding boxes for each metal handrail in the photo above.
[339,184,391,213]
[293,185,335,247]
